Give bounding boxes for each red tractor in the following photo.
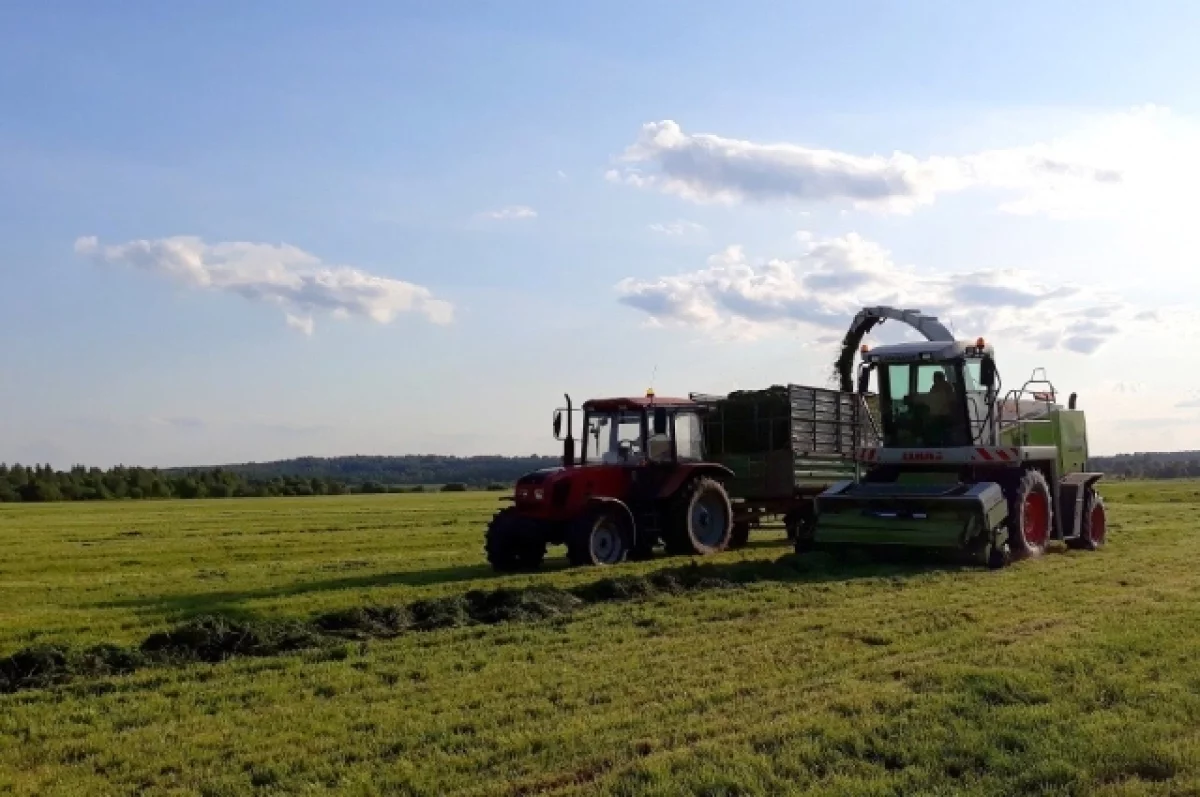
[484,391,738,570]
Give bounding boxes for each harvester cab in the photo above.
[485,390,737,572]
[810,308,1108,568]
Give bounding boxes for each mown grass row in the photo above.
[1,556,832,695]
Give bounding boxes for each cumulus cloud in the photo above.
[75,235,453,333]
[616,232,1158,353]
[478,205,538,221]
[608,119,1125,214]
[648,220,706,237]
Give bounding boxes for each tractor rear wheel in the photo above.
[485,507,547,572]
[1069,490,1107,551]
[1007,469,1053,560]
[566,505,631,567]
[664,477,733,556]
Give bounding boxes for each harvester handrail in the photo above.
[997,369,1061,445]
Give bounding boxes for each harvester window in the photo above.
[963,360,982,391]
[881,363,970,447]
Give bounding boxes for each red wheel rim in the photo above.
[1090,505,1106,544]
[1022,490,1049,547]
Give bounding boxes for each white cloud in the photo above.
[648,220,706,237]
[609,118,1125,214]
[1178,391,1200,409]
[615,232,1159,353]
[285,313,316,336]
[75,235,453,333]
[478,205,538,221]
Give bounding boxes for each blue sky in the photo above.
[3,1,1200,467]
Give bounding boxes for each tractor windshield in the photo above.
[582,411,645,465]
[880,361,972,447]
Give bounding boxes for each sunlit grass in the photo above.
[0,481,1197,795]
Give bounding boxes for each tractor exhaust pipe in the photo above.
[563,393,575,468]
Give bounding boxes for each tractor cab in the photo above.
[554,392,706,468]
[855,338,998,448]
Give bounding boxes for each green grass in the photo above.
[2,482,1200,795]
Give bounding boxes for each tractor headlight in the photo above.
[534,489,545,501]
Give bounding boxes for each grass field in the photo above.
[1,482,1200,796]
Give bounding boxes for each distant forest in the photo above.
[182,455,561,488]
[1088,452,1200,480]
[0,452,1196,503]
[0,456,559,503]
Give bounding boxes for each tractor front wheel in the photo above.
[664,477,733,556]
[1007,470,1053,560]
[485,507,547,572]
[566,505,631,567]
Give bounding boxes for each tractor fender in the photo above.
[582,496,638,547]
[655,463,736,500]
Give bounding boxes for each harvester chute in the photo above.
[834,306,955,392]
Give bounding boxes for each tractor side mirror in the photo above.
[553,410,563,440]
[981,357,996,389]
[653,407,668,435]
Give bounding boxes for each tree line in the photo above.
[1088,453,1200,480]
[188,454,560,487]
[2,451,1198,504]
[0,463,504,503]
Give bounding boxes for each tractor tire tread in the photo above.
[566,505,630,567]
[485,506,546,572]
[663,476,733,556]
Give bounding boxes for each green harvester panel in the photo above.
[997,408,1088,476]
[702,385,875,500]
[814,481,1008,549]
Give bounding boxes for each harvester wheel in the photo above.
[485,507,546,572]
[566,505,630,567]
[1007,469,1053,560]
[664,477,734,556]
[1069,490,1107,551]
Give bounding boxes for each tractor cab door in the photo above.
[630,407,676,504]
